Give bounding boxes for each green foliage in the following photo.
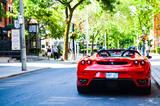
[0,9,3,17]
[96,0,120,12]
[12,0,159,52]
[57,45,63,56]
[156,47,160,54]
[13,0,64,39]
[150,49,156,53]
[81,48,98,53]
[0,3,4,18]
[29,48,41,54]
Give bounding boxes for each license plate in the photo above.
[106,73,118,79]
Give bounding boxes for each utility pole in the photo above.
[72,23,75,60]
[19,0,27,71]
[86,7,89,56]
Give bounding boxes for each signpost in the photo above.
[14,20,20,29]
[11,29,20,50]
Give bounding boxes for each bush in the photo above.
[29,48,41,54]
[150,49,156,53]
[81,48,98,53]
[156,47,160,54]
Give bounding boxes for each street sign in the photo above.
[11,29,20,50]
[18,15,23,24]
[14,20,20,28]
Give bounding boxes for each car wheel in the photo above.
[140,84,151,95]
[143,85,151,95]
[77,85,88,94]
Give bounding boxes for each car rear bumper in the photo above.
[88,78,138,90]
[77,77,151,89]
[77,69,151,88]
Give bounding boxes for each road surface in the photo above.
[0,67,160,106]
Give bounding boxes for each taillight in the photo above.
[81,60,85,65]
[140,60,145,65]
[134,60,139,65]
[87,60,92,65]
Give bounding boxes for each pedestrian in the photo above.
[146,44,150,57]
[138,42,142,54]
[47,46,51,60]
[53,45,58,60]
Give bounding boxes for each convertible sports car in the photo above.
[77,49,151,94]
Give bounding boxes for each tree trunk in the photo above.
[91,38,94,55]
[63,13,73,61]
[91,30,99,55]
[63,20,70,60]
[59,0,84,61]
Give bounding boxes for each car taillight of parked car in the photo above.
[87,60,92,65]
[140,60,145,65]
[81,60,85,65]
[134,60,139,65]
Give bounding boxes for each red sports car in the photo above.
[77,49,151,94]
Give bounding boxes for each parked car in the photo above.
[77,49,151,94]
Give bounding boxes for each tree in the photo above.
[13,0,64,39]
[56,0,86,60]
[56,0,119,60]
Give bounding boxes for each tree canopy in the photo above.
[10,0,160,58]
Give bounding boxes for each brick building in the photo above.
[153,14,160,49]
[0,0,14,52]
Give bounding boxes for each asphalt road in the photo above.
[0,66,160,106]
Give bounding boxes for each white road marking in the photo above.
[39,96,103,105]
[0,80,32,87]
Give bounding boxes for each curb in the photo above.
[0,68,50,80]
[151,71,160,88]
[152,76,160,89]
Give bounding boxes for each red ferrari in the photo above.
[77,49,151,94]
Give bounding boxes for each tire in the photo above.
[77,85,88,94]
[140,84,151,95]
[143,85,151,95]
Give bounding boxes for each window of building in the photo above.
[12,16,13,24]
[42,45,45,48]
[9,17,11,24]
[8,6,10,12]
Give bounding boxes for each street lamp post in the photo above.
[19,0,27,71]
[28,19,39,55]
[142,27,145,56]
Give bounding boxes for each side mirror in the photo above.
[147,56,152,59]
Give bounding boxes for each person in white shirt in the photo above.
[52,45,58,60]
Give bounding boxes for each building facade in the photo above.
[0,0,14,54]
[153,14,160,49]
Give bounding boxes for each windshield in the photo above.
[98,49,141,57]
[108,50,125,57]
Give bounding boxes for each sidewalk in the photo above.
[0,59,77,80]
[150,53,160,87]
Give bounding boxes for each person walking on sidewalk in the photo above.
[146,44,150,57]
[47,46,51,60]
[138,42,142,54]
[53,45,58,60]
